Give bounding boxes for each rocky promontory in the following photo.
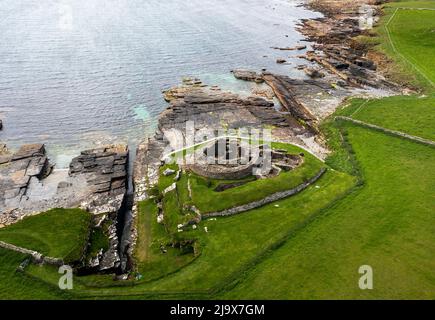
[128,78,331,263]
[0,143,129,271]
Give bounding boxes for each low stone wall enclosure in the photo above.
[202,167,327,218]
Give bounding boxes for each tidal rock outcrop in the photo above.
[159,80,308,137]
[231,69,264,83]
[262,73,319,132]
[298,0,398,89]
[230,69,351,125]
[0,143,129,271]
[69,145,128,213]
[69,145,129,271]
[0,144,52,224]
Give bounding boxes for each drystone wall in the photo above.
[202,167,327,218]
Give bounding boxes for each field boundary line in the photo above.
[350,99,370,117]
[384,8,435,88]
[395,7,435,11]
[202,168,327,218]
[335,116,435,147]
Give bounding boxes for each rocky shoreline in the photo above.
[0,143,129,271]
[0,0,401,275]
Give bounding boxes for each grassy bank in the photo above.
[0,208,91,262]
[0,208,91,299]
[0,248,71,299]
[335,95,435,140]
[134,200,197,282]
[222,123,435,299]
[374,1,435,91]
[23,148,355,298]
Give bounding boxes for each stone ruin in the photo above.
[187,138,257,180]
[185,138,304,180]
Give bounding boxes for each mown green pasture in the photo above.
[222,123,435,299]
[0,208,91,263]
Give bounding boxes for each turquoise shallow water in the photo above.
[0,0,320,167]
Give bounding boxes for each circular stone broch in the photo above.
[187,138,260,180]
[185,138,304,180]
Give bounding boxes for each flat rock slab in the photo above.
[160,81,308,139]
[231,69,264,83]
[69,145,129,212]
[0,144,51,212]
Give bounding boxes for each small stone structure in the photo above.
[0,240,64,266]
[186,138,304,180]
[187,138,259,180]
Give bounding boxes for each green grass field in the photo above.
[375,2,435,91]
[386,0,435,9]
[0,249,71,299]
[133,200,197,282]
[222,124,435,299]
[214,1,430,298]
[23,168,354,298]
[0,208,91,262]
[336,95,435,140]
